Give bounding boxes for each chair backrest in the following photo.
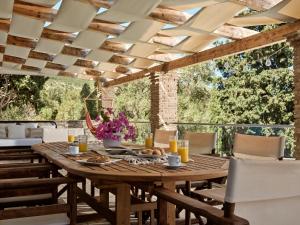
[225,158,300,225]
[233,133,285,159]
[154,129,177,148]
[184,132,217,154]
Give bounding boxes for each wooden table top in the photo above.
[32,142,229,182]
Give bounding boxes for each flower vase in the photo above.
[103,133,121,148]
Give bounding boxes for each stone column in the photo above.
[101,85,115,109]
[288,33,300,159]
[150,71,178,133]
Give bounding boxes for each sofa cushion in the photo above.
[7,125,26,139]
[0,138,42,147]
[0,127,6,138]
[20,123,39,137]
[29,128,43,138]
[42,128,68,143]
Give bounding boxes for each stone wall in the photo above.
[289,34,300,159]
[150,71,178,133]
[101,86,115,109]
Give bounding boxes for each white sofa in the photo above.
[0,121,85,147]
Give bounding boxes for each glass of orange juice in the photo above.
[68,130,75,143]
[169,135,177,153]
[78,135,88,152]
[178,140,189,163]
[145,133,153,148]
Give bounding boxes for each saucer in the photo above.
[163,163,184,170]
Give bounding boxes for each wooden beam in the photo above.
[214,25,258,40]
[110,55,133,65]
[231,0,283,11]
[101,40,129,53]
[105,20,300,87]
[61,46,90,57]
[85,69,102,76]
[89,21,125,35]
[21,64,42,72]
[0,19,10,32]
[3,55,26,64]
[13,2,56,21]
[74,59,95,68]
[41,29,76,44]
[0,45,5,53]
[58,71,76,77]
[29,50,54,61]
[7,35,37,48]
[45,62,66,70]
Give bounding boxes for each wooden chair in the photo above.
[232,133,285,159]
[192,133,286,205]
[154,129,177,148]
[155,158,300,225]
[0,158,77,225]
[223,158,300,225]
[184,131,217,155]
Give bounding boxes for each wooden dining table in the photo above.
[32,142,229,225]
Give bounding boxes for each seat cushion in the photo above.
[0,138,42,147]
[0,213,69,225]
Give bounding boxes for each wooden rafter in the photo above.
[104,20,300,87]
[232,0,284,10]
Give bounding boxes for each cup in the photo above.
[69,145,79,155]
[78,135,88,152]
[167,154,181,167]
[169,135,177,153]
[178,140,189,163]
[145,133,153,148]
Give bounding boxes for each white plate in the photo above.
[76,158,122,166]
[163,163,185,169]
[64,152,83,156]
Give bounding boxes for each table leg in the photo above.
[116,183,131,225]
[159,181,176,225]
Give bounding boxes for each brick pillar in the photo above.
[150,71,178,133]
[101,86,115,109]
[288,34,300,159]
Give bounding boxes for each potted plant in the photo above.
[95,108,136,148]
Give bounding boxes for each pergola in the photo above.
[1,0,300,157]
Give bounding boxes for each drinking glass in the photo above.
[68,130,75,143]
[178,140,189,163]
[145,133,153,148]
[78,135,88,152]
[169,135,177,153]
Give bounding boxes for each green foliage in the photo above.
[178,63,214,122]
[114,79,150,121]
[80,83,99,119]
[37,77,94,120]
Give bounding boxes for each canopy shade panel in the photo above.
[0,0,299,83]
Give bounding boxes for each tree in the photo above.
[80,83,98,119]
[0,75,16,114]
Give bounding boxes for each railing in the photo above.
[131,122,294,157]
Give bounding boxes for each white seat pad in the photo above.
[0,138,42,147]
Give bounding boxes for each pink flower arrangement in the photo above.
[95,108,136,141]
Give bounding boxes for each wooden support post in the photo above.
[288,33,300,159]
[150,71,178,134]
[100,84,115,109]
[158,181,176,225]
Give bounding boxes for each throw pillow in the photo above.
[29,128,43,138]
[0,127,6,138]
[7,125,26,139]
[20,123,39,137]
